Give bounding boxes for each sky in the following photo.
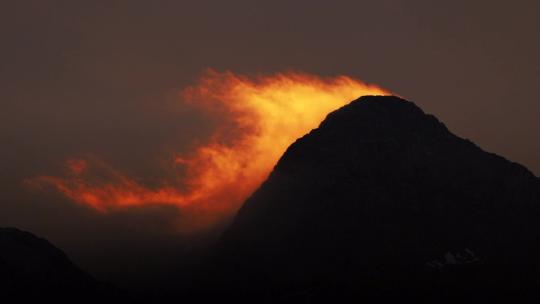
[1,0,539,287]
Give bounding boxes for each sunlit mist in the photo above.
[28,70,389,232]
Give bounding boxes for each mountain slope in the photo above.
[0,227,120,301]
[210,96,540,301]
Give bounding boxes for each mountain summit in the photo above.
[210,96,540,302]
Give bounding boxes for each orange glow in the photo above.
[66,159,88,175]
[30,70,389,232]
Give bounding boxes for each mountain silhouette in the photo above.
[0,227,121,302]
[204,96,540,302]
[4,96,540,303]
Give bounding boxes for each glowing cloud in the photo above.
[30,70,389,232]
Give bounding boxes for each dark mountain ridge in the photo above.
[206,95,540,302]
[0,227,121,301]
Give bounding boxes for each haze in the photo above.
[1,0,539,288]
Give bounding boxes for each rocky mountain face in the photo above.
[206,96,540,302]
[0,227,120,301]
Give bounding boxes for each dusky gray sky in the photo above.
[1,0,539,287]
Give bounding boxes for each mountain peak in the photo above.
[273,95,459,179]
[317,95,451,142]
[211,95,540,302]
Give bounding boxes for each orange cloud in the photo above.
[29,70,389,232]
